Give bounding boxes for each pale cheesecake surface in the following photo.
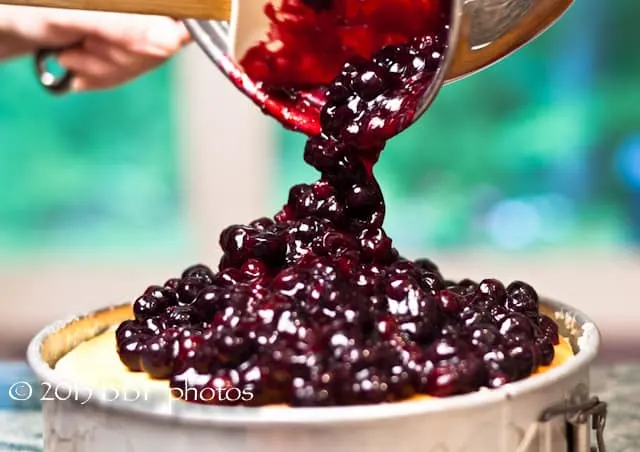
[54,327,576,403]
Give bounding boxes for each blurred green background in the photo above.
[275,0,640,252]
[0,59,187,258]
[1,0,640,258]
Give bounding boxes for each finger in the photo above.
[83,36,138,69]
[0,32,35,60]
[82,36,169,83]
[71,56,165,91]
[1,5,85,48]
[47,11,188,57]
[56,47,114,81]
[56,46,126,91]
[56,41,167,91]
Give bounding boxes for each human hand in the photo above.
[0,5,190,91]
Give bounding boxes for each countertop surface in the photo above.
[0,361,638,451]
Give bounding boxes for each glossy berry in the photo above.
[499,313,535,338]
[536,337,555,366]
[164,278,181,292]
[117,337,145,372]
[422,354,486,397]
[140,336,174,379]
[177,277,207,305]
[350,64,390,101]
[539,315,560,344]
[115,0,559,406]
[419,271,445,294]
[118,251,558,405]
[457,278,477,293]
[145,317,167,335]
[133,293,168,321]
[459,305,493,329]
[166,306,199,326]
[182,264,215,285]
[116,320,151,344]
[506,281,539,317]
[506,344,537,380]
[475,279,506,307]
[436,290,463,315]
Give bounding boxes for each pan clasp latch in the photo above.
[539,396,608,452]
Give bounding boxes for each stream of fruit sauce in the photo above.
[104,0,573,406]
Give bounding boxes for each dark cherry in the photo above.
[414,258,439,274]
[173,331,216,374]
[436,289,463,315]
[191,285,223,318]
[291,370,338,407]
[487,363,514,389]
[304,137,347,173]
[475,278,506,307]
[161,327,182,342]
[145,284,177,304]
[250,217,275,231]
[145,317,167,335]
[387,363,417,400]
[166,306,199,326]
[387,260,418,276]
[176,277,206,305]
[350,64,390,101]
[210,329,255,366]
[316,231,358,257]
[373,45,422,80]
[115,320,151,344]
[212,268,245,287]
[536,337,555,366]
[422,354,486,397]
[241,259,268,278]
[419,271,445,294]
[469,324,502,353]
[119,255,557,405]
[251,232,286,266]
[140,336,174,379]
[506,281,539,317]
[375,314,401,340]
[539,315,560,345]
[164,278,181,292]
[114,0,559,406]
[490,305,508,324]
[503,331,531,348]
[459,305,493,329]
[117,337,145,372]
[457,278,478,293]
[506,344,538,380]
[499,313,535,338]
[182,264,215,285]
[359,227,393,261]
[340,367,390,404]
[384,274,426,318]
[234,361,282,406]
[133,293,168,321]
[345,183,381,212]
[439,324,460,337]
[486,370,512,389]
[426,336,467,361]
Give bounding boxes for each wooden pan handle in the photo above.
[0,0,231,19]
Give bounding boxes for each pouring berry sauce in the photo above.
[116,0,561,406]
